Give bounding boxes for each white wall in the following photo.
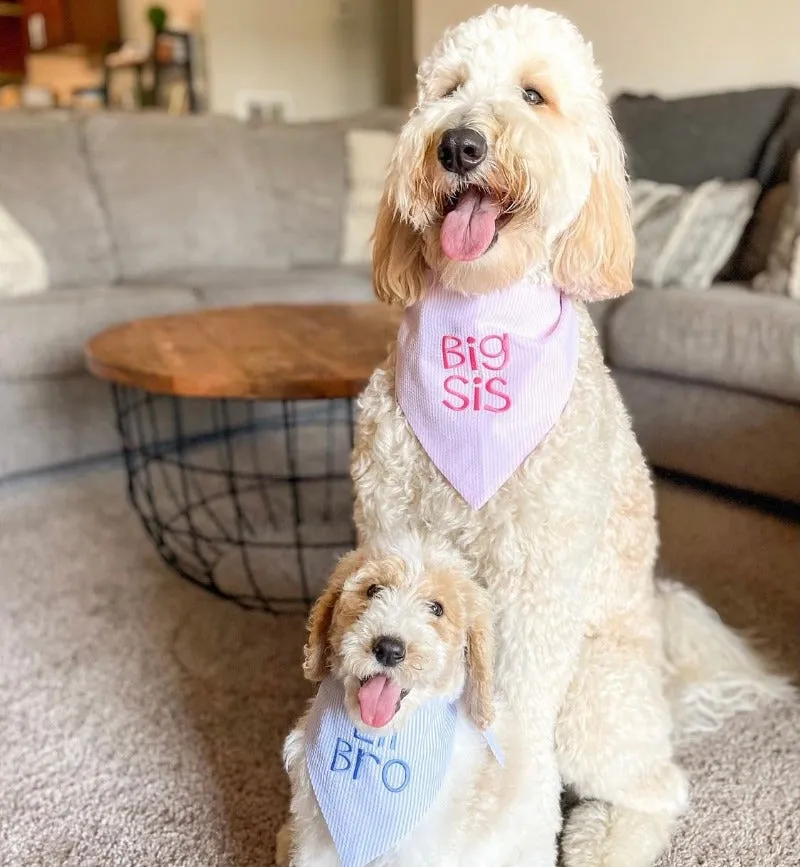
[414,0,800,97]
[204,0,384,120]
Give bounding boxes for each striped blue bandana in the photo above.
[305,677,503,867]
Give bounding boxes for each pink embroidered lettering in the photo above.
[442,375,470,411]
[479,334,509,370]
[472,377,482,412]
[441,336,465,370]
[466,337,479,371]
[440,333,513,412]
[484,378,512,413]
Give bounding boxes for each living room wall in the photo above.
[204,0,385,120]
[413,0,800,97]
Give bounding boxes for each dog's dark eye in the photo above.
[443,83,460,98]
[367,584,382,598]
[429,601,444,617]
[522,87,544,106]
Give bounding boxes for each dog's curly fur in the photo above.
[345,6,791,867]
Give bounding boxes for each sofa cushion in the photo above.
[753,152,800,300]
[0,113,116,289]
[607,286,800,404]
[0,286,199,380]
[632,178,759,289]
[83,114,287,280]
[758,90,800,187]
[192,265,375,307]
[615,370,800,504]
[0,201,48,298]
[341,129,396,265]
[250,122,347,267]
[0,377,122,479]
[612,89,793,187]
[721,182,791,282]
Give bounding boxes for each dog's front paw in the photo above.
[275,822,293,867]
[561,801,675,867]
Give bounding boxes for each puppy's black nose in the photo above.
[437,127,487,175]
[372,636,406,668]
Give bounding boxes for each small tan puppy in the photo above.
[279,540,534,867]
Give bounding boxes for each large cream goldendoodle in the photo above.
[347,6,790,867]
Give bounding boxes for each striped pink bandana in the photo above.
[396,276,579,509]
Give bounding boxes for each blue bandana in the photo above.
[305,677,503,867]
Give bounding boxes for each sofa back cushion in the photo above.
[83,114,287,280]
[249,110,407,268]
[251,122,347,267]
[0,112,117,290]
[612,88,795,187]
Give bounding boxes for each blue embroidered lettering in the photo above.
[331,737,353,772]
[382,759,411,793]
[353,747,381,781]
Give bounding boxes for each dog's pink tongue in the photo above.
[440,188,501,261]
[358,675,402,728]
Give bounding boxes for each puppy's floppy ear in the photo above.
[552,107,634,302]
[303,550,363,682]
[463,582,495,730]
[372,191,427,307]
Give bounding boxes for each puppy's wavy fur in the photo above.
[280,541,535,867]
[355,7,792,867]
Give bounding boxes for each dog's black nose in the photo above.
[437,127,487,175]
[372,636,406,668]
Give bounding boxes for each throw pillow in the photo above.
[753,152,800,299]
[341,129,397,266]
[720,183,790,281]
[632,178,760,289]
[0,202,48,297]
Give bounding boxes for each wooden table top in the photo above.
[85,304,402,400]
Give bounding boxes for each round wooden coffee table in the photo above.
[85,304,400,613]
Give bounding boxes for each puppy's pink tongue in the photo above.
[440,188,501,261]
[358,675,402,728]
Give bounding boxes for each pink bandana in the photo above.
[396,276,579,509]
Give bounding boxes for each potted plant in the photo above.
[147,5,168,34]
[148,5,173,63]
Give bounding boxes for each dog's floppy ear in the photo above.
[372,191,427,307]
[464,582,495,730]
[552,107,634,302]
[303,550,364,682]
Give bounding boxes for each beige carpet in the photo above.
[0,467,797,867]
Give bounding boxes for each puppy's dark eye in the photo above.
[522,87,544,106]
[443,84,460,98]
[429,601,444,617]
[367,584,382,598]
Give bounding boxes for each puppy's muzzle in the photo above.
[372,636,406,668]
[438,127,487,175]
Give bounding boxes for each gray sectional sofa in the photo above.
[1,90,798,502]
[607,87,800,503]
[0,111,384,480]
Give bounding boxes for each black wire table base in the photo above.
[112,384,357,614]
